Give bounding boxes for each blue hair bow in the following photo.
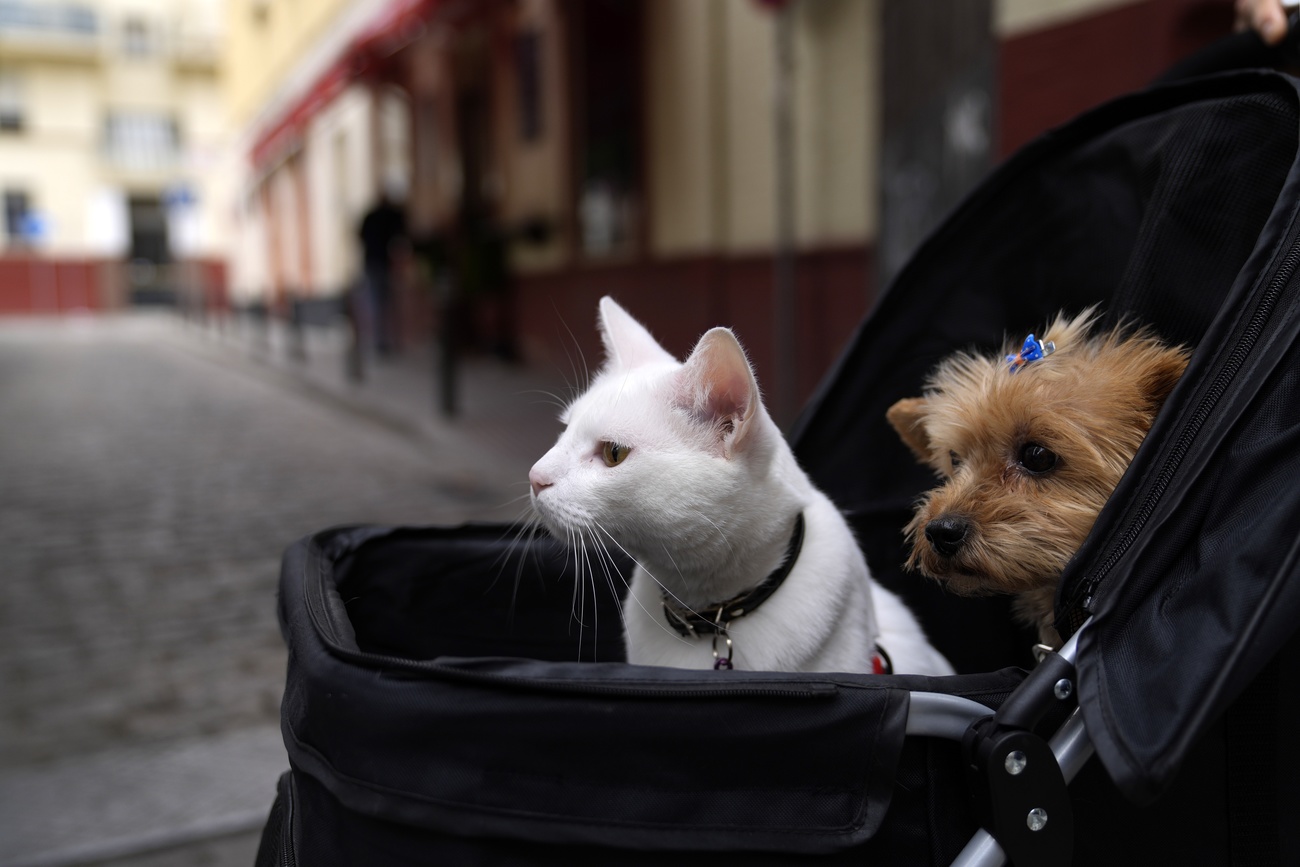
[1006,333,1056,373]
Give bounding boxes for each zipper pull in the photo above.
[1080,575,1101,611]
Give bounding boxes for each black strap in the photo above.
[662,513,805,637]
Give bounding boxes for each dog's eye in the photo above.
[1019,442,1058,474]
[948,450,962,470]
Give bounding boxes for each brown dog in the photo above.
[887,310,1189,647]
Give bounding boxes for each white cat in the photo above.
[528,297,953,675]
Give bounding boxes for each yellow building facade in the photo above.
[224,0,886,403]
[0,0,226,312]
[223,0,1228,407]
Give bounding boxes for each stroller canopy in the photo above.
[793,70,1300,803]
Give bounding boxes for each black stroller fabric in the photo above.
[790,69,1300,806]
[260,71,1300,865]
[266,524,1023,864]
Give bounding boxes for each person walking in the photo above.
[357,187,408,357]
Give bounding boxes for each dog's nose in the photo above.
[925,516,970,558]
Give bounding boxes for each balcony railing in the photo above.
[0,0,100,60]
[0,0,97,34]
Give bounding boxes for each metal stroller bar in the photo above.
[949,622,1096,867]
[906,692,998,739]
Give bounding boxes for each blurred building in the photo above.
[0,0,228,314]
[225,0,1230,410]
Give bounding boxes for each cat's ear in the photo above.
[886,397,933,462]
[679,327,760,457]
[598,296,676,370]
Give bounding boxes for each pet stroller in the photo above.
[255,69,1300,865]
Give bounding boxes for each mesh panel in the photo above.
[796,80,1298,675]
[1094,320,1300,761]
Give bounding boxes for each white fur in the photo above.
[529,297,953,675]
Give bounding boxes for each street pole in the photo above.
[436,269,458,417]
[773,1,797,431]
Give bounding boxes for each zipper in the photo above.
[279,772,297,867]
[357,650,840,700]
[1068,235,1300,620]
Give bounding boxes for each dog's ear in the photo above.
[1140,346,1191,413]
[887,397,933,462]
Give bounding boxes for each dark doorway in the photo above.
[127,195,172,305]
[571,0,642,259]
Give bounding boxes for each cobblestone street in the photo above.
[0,313,565,865]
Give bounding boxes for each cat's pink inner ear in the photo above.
[682,328,758,453]
[598,296,676,370]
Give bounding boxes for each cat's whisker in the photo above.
[486,505,539,600]
[588,530,626,633]
[581,525,602,651]
[481,489,541,533]
[518,387,570,413]
[572,525,587,626]
[569,526,598,636]
[659,542,687,586]
[577,527,595,629]
[478,507,547,639]
[552,305,591,399]
[696,512,734,558]
[592,522,693,645]
[508,512,547,618]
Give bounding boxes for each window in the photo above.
[0,71,22,132]
[122,16,154,56]
[104,112,180,169]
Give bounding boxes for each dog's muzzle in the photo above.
[925,515,970,558]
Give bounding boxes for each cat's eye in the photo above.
[601,441,630,467]
[1018,442,1058,475]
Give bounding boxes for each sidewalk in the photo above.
[0,311,576,867]
[181,310,572,512]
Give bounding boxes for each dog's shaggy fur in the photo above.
[887,310,1189,647]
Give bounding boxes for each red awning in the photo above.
[249,0,440,171]
[352,0,437,63]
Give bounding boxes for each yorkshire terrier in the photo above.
[886,310,1189,648]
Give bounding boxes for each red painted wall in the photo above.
[515,245,876,413]
[998,0,1233,157]
[514,2,1237,415]
[0,258,113,314]
[0,257,229,315]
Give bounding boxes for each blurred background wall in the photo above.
[0,0,1238,413]
[0,0,228,313]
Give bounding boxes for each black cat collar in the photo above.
[661,511,805,642]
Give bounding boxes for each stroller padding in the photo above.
[277,525,1024,855]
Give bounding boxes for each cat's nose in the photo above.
[925,515,970,558]
[529,467,552,497]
